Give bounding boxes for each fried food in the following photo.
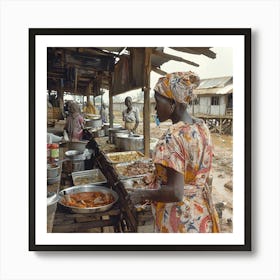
[61,191,114,208]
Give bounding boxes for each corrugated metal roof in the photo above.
[194,76,233,95]
[197,76,232,89]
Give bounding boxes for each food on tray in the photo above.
[60,191,115,208]
[123,177,150,190]
[72,169,106,186]
[122,174,158,191]
[107,152,145,163]
[117,161,154,177]
[74,175,105,185]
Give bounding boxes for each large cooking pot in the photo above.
[116,134,144,151]
[103,123,122,136]
[85,118,102,129]
[65,141,88,152]
[64,150,85,174]
[93,128,105,138]
[108,128,129,144]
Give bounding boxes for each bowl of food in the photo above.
[58,185,119,213]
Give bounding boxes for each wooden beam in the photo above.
[151,66,167,76]
[152,49,199,67]
[109,74,114,128]
[143,48,152,157]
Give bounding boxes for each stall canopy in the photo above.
[47,47,216,156]
[47,47,216,96]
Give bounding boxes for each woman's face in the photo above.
[125,98,132,109]
[155,91,173,122]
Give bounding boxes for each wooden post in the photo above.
[109,73,114,128]
[58,79,64,119]
[86,83,91,103]
[74,68,78,94]
[143,48,152,157]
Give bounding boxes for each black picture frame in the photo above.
[29,28,251,251]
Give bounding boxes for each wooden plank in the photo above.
[143,48,152,157]
[152,49,199,67]
[151,66,167,76]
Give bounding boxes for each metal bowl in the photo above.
[47,163,60,178]
[47,174,61,185]
[65,150,83,158]
[58,185,119,213]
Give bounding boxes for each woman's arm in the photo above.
[129,166,184,204]
[133,108,140,132]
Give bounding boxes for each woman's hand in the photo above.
[128,191,145,205]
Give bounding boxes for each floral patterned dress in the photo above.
[151,119,219,233]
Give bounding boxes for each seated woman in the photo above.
[129,72,220,233]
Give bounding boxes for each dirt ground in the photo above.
[115,115,233,233]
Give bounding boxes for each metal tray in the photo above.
[114,159,154,179]
[71,169,107,186]
[58,185,118,213]
[106,151,146,164]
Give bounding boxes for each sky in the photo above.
[101,47,233,103]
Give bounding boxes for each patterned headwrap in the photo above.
[154,71,200,104]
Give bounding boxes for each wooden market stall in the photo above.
[47,47,217,233]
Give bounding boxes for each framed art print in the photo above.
[29,28,251,251]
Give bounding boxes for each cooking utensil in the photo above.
[47,163,60,178]
[65,150,83,158]
[115,134,144,151]
[47,174,61,185]
[108,128,129,144]
[58,185,119,213]
[71,169,107,186]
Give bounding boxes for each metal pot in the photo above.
[64,150,85,174]
[47,163,60,178]
[103,123,122,136]
[93,129,105,138]
[66,141,88,152]
[85,118,102,129]
[58,185,119,213]
[116,134,144,151]
[47,192,59,232]
[114,132,130,148]
[108,128,129,144]
[65,150,83,159]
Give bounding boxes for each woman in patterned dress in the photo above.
[64,102,84,142]
[129,72,220,233]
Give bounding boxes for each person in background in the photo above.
[100,102,109,123]
[63,100,72,118]
[47,95,53,108]
[122,96,140,133]
[129,71,220,233]
[83,101,97,115]
[64,102,84,141]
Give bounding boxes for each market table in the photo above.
[92,137,154,233]
[52,203,123,233]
